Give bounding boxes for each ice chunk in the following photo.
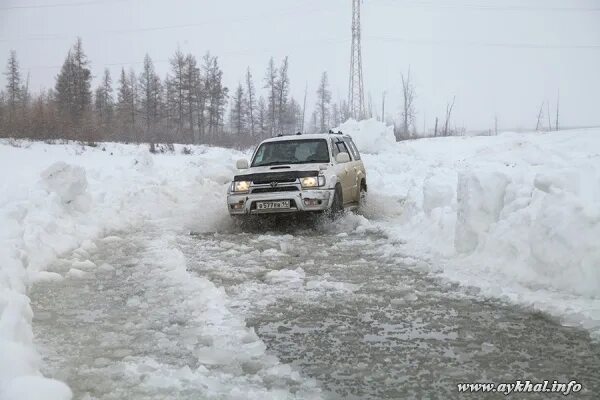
[66,268,87,279]
[265,268,305,285]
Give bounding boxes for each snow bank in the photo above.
[339,120,600,336]
[0,140,244,398]
[335,118,396,154]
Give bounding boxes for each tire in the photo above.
[357,180,367,209]
[329,184,344,218]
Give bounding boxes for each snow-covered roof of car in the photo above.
[259,133,350,143]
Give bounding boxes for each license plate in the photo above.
[256,200,290,210]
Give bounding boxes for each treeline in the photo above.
[0,38,361,148]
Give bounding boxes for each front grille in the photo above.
[252,186,299,194]
[234,170,319,184]
[253,177,297,185]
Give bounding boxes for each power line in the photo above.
[372,0,600,12]
[0,0,125,11]
[0,5,340,42]
[18,36,350,72]
[364,35,600,50]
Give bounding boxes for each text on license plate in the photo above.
[256,200,290,210]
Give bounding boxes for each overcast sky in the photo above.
[1,0,599,131]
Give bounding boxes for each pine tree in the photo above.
[94,68,114,128]
[55,38,92,123]
[316,71,331,133]
[0,91,5,134]
[117,67,135,138]
[4,50,22,127]
[287,97,302,132]
[205,56,228,135]
[138,54,162,138]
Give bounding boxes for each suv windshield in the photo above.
[252,139,330,167]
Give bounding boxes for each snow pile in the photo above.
[335,118,396,154]
[339,119,600,335]
[40,162,89,207]
[0,141,243,398]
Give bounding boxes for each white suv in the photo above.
[227,132,367,216]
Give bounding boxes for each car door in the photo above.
[331,138,355,204]
[344,137,364,202]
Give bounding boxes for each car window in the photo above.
[251,139,330,167]
[331,139,339,157]
[332,139,351,160]
[344,138,361,160]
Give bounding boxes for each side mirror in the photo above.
[236,159,249,169]
[335,152,351,164]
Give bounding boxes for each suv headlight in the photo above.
[231,180,251,193]
[300,176,326,188]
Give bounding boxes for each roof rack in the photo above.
[328,130,344,135]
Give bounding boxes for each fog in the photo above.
[1,0,599,131]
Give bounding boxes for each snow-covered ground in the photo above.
[1,121,599,397]
[0,141,243,399]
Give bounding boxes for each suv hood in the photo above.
[240,163,329,175]
[234,163,329,183]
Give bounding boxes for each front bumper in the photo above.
[227,188,334,215]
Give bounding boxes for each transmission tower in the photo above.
[348,0,365,120]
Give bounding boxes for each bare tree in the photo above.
[245,67,256,135]
[443,96,456,136]
[277,56,290,132]
[301,83,307,132]
[399,68,416,139]
[230,83,245,135]
[257,96,267,137]
[264,57,277,134]
[546,102,552,131]
[381,91,386,123]
[494,114,498,135]
[555,89,560,131]
[316,71,331,133]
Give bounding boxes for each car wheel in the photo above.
[358,180,367,208]
[329,184,344,217]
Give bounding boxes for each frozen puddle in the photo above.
[181,228,600,399]
[30,226,322,400]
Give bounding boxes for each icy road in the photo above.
[3,122,600,398]
[30,218,600,399]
